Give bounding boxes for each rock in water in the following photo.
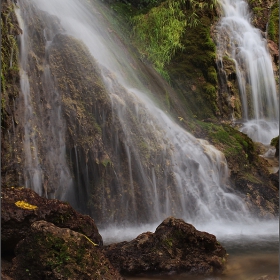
[1,187,103,256]
[9,220,124,280]
[103,217,227,276]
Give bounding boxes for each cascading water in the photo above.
[15,5,73,199]
[216,0,279,145]
[15,0,278,244]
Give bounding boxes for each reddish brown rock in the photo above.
[103,217,227,276]
[1,187,103,256]
[267,39,279,70]
[8,220,124,280]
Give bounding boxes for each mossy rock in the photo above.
[9,221,123,280]
[103,217,227,276]
[270,136,279,157]
[1,0,24,187]
[191,120,279,217]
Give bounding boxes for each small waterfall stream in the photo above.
[216,0,279,145]
[15,5,73,199]
[14,0,278,246]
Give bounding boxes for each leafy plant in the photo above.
[132,1,187,77]
[132,0,218,78]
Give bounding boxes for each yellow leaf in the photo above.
[15,201,38,210]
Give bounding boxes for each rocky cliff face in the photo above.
[1,0,24,187]
[1,0,278,226]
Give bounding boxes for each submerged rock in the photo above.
[8,220,124,280]
[1,187,103,257]
[103,217,227,276]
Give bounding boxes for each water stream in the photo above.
[16,0,259,227]
[16,5,74,199]
[15,0,278,278]
[216,0,279,145]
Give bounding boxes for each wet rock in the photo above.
[1,187,103,256]
[267,40,279,68]
[269,171,279,190]
[103,217,227,276]
[8,220,124,280]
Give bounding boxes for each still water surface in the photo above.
[102,225,278,280]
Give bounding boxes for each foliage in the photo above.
[270,136,279,147]
[132,0,218,79]
[267,2,279,45]
[132,1,187,78]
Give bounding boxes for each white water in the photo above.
[16,10,43,196]
[16,6,73,199]
[15,0,278,240]
[217,0,279,145]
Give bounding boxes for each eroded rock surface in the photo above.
[103,217,227,276]
[1,187,103,256]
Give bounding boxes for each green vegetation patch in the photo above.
[1,0,21,124]
[196,121,254,163]
[268,2,279,45]
[132,1,187,79]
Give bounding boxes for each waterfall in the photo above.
[15,0,276,239]
[216,0,279,145]
[15,5,73,199]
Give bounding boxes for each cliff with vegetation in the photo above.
[1,0,279,223]
[1,0,279,277]
[99,0,279,217]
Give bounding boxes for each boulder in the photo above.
[1,187,103,256]
[8,220,124,280]
[103,217,227,276]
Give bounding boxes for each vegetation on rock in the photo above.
[103,216,227,275]
[8,220,123,280]
[1,0,24,187]
[1,187,103,258]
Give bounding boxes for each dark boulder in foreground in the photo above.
[1,187,103,256]
[103,217,227,276]
[9,220,124,280]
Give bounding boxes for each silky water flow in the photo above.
[15,1,278,271]
[216,0,279,145]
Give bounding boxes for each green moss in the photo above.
[163,237,173,248]
[267,2,279,45]
[252,7,264,16]
[207,66,218,85]
[101,158,112,167]
[1,1,20,124]
[196,121,254,163]
[241,173,262,184]
[270,136,279,147]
